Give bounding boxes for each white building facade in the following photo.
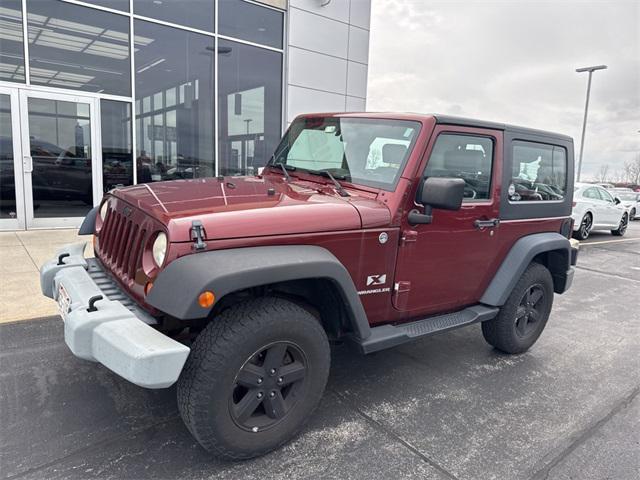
[0,0,370,230]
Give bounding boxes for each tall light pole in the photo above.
[575,65,607,182]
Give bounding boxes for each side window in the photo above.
[583,188,600,200]
[510,141,567,202]
[423,133,494,201]
[598,188,614,203]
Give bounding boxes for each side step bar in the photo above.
[355,305,499,354]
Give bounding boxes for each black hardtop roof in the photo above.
[433,114,573,142]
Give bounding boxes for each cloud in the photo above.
[367,0,640,180]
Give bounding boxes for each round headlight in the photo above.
[152,232,167,267]
[99,200,109,220]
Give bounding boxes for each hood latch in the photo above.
[190,220,207,251]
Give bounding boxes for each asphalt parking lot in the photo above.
[2,223,639,480]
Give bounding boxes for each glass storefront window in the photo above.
[218,39,282,176]
[27,0,130,96]
[0,94,18,218]
[134,0,214,32]
[27,97,94,218]
[0,0,26,83]
[134,20,215,183]
[101,100,133,191]
[219,0,284,49]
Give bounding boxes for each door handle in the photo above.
[474,218,500,229]
[23,156,33,173]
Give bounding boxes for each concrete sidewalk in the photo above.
[0,229,92,323]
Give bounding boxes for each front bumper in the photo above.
[40,242,190,388]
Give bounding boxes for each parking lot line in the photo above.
[581,237,640,246]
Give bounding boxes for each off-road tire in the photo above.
[572,213,592,240]
[481,262,554,354]
[611,213,628,236]
[177,297,330,460]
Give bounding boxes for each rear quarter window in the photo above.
[509,141,567,202]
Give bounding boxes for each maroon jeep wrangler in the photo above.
[41,113,578,459]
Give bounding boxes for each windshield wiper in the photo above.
[312,170,350,197]
[268,162,293,182]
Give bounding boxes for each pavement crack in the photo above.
[528,385,640,480]
[15,234,39,271]
[333,390,460,480]
[575,265,640,284]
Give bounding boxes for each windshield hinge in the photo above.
[190,220,207,251]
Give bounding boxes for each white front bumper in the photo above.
[40,242,190,389]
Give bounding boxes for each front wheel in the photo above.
[482,263,554,354]
[611,213,628,236]
[177,297,330,460]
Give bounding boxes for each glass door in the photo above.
[0,87,25,230]
[19,90,100,229]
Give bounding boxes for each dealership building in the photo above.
[0,0,371,230]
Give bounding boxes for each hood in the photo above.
[111,175,391,242]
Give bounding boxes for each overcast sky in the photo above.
[367,0,640,181]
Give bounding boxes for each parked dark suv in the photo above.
[41,113,578,459]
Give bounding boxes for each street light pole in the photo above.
[575,65,607,182]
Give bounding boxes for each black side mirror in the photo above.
[614,197,621,205]
[408,177,465,225]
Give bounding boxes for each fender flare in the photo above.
[146,245,372,340]
[78,206,98,235]
[480,232,571,306]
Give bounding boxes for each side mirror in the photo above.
[408,177,465,225]
[614,197,621,205]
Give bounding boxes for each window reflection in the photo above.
[27,0,130,95]
[101,100,133,191]
[218,39,282,176]
[28,98,93,218]
[134,0,214,32]
[0,0,26,83]
[84,1,130,12]
[0,94,17,218]
[219,0,284,49]
[134,20,215,183]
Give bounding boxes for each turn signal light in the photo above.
[198,291,215,308]
[144,281,154,295]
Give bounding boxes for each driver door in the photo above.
[393,126,503,316]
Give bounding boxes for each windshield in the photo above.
[271,117,421,190]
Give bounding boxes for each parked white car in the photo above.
[611,189,640,220]
[571,183,629,240]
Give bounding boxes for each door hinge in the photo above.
[190,220,207,251]
[393,281,411,310]
[401,230,418,245]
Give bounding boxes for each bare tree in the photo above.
[624,156,640,185]
[595,164,610,183]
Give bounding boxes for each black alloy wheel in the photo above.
[230,341,307,432]
[514,284,547,338]
[481,262,554,354]
[612,213,628,236]
[579,214,592,239]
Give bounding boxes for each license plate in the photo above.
[57,283,71,321]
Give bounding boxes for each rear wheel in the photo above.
[630,208,636,221]
[573,213,592,240]
[612,213,628,236]
[177,297,330,460]
[482,263,554,354]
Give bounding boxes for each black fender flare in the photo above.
[146,245,372,340]
[78,206,98,235]
[480,232,571,306]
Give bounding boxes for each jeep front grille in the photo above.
[98,206,146,283]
